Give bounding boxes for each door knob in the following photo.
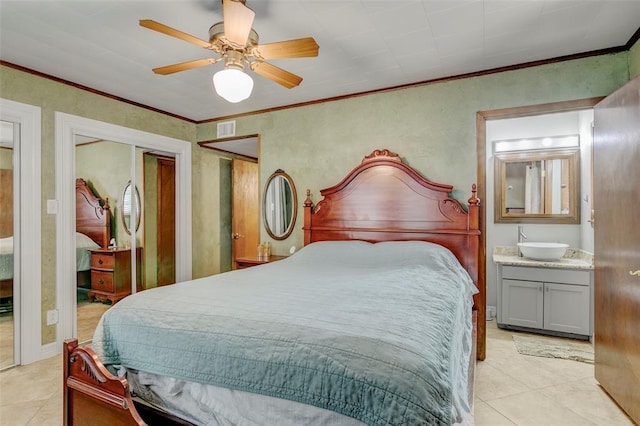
[232,233,244,239]
[630,270,640,277]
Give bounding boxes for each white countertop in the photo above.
[493,246,594,270]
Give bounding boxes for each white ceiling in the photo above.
[1,1,639,122]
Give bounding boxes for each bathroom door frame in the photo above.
[55,112,192,350]
[0,98,42,365]
[476,97,602,361]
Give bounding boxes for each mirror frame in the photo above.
[494,148,580,224]
[121,180,141,235]
[262,169,297,240]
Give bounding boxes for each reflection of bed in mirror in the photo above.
[0,179,111,305]
[63,149,482,426]
[0,168,13,304]
[75,178,112,290]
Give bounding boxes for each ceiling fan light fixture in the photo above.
[213,64,254,103]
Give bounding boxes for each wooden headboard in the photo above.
[303,149,484,359]
[76,178,111,249]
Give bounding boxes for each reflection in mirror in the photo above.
[0,120,15,368]
[263,170,297,240]
[495,147,580,224]
[122,181,141,235]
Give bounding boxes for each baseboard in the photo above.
[39,341,60,362]
[486,305,497,321]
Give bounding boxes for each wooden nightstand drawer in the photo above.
[91,270,115,293]
[91,252,115,269]
[89,247,142,304]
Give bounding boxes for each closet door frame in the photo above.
[0,98,42,365]
[55,112,192,350]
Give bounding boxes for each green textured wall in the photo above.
[629,38,640,79]
[191,150,226,277]
[0,148,11,169]
[0,65,196,345]
[197,53,630,256]
[143,154,158,288]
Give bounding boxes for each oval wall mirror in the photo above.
[121,180,141,235]
[263,169,297,240]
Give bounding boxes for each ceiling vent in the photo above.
[217,120,236,138]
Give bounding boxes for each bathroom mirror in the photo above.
[122,181,141,235]
[263,169,297,240]
[494,148,580,224]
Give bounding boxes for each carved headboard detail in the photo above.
[76,178,111,249]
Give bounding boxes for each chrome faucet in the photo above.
[517,225,527,257]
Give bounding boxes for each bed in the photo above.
[63,149,483,425]
[0,178,110,302]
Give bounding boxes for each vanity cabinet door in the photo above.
[543,282,590,335]
[502,279,543,329]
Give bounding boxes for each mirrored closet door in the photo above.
[58,112,191,347]
[0,120,16,368]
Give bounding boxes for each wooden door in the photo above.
[231,159,259,266]
[593,75,640,424]
[157,157,175,286]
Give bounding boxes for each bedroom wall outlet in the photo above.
[46,309,59,325]
[289,245,296,255]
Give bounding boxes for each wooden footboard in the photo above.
[64,339,145,425]
[64,339,195,426]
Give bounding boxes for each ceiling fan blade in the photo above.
[251,61,303,89]
[223,0,256,47]
[140,20,213,49]
[152,58,219,75]
[256,37,319,59]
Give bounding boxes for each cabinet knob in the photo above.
[98,259,103,265]
[98,278,104,285]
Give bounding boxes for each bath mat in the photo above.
[512,334,594,364]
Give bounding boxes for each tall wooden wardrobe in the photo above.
[593,75,640,424]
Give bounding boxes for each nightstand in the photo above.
[88,247,142,304]
[234,255,288,270]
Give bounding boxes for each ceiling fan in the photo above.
[140,0,319,102]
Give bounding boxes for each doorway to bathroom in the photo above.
[477,98,600,325]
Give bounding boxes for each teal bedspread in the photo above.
[0,236,13,281]
[93,241,477,426]
[0,252,12,281]
[0,233,96,281]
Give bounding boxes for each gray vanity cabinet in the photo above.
[498,265,592,338]
[502,279,544,329]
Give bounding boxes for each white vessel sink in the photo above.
[517,242,569,261]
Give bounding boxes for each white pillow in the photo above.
[0,236,13,255]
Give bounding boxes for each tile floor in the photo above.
[0,299,110,369]
[0,320,635,425]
